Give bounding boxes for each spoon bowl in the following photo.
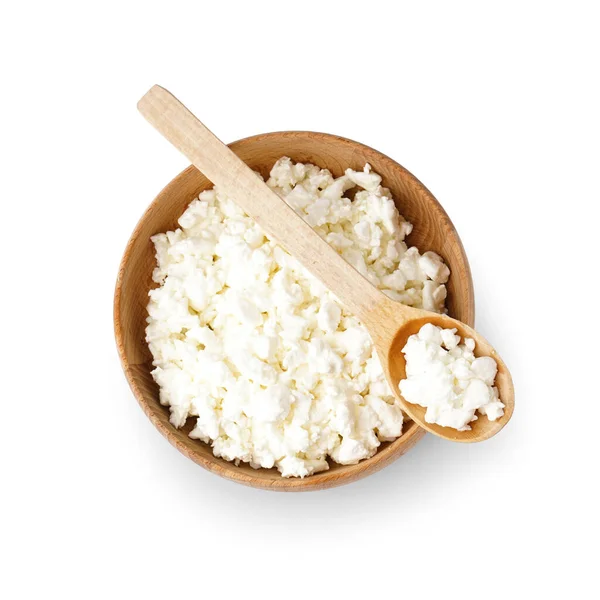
[382,308,514,442]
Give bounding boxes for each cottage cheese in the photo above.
[399,323,504,430]
[146,157,450,477]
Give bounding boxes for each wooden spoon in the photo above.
[137,85,514,443]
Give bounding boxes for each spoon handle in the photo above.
[138,85,395,328]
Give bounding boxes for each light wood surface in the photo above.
[114,94,478,490]
[137,86,514,444]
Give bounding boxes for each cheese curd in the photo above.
[146,157,450,477]
[399,323,504,430]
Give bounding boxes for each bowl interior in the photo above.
[114,131,475,490]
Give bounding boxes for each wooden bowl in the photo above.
[114,131,475,491]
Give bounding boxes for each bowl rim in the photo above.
[114,130,475,491]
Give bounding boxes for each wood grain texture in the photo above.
[114,129,476,490]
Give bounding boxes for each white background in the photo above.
[2,1,598,598]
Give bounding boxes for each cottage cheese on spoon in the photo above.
[399,323,504,430]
